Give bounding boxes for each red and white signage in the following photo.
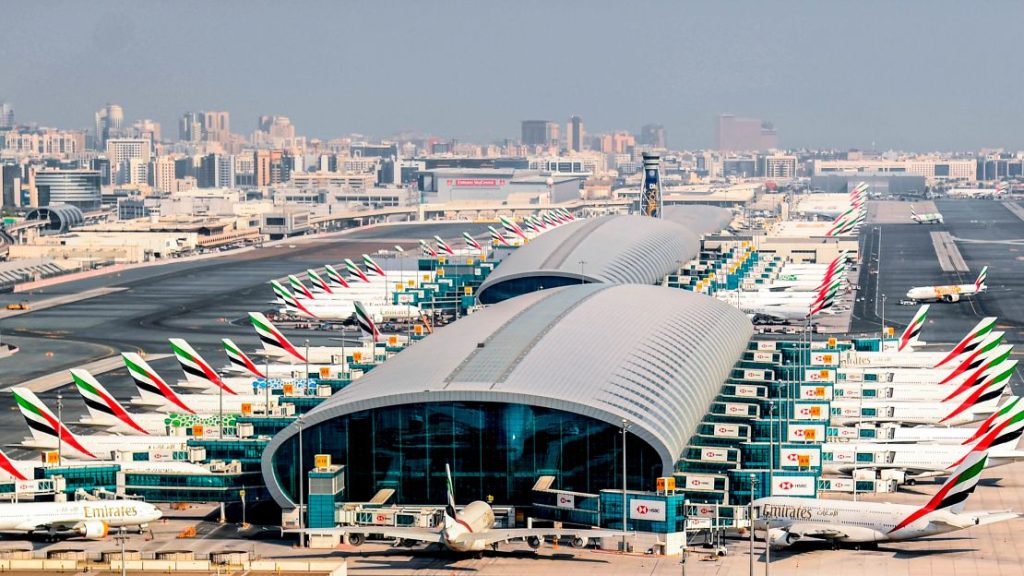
[733,385,760,398]
[752,351,777,363]
[799,384,832,400]
[724,402,751,416]
[792,402,826,421]
[805,369,835,382]
[451,179,504,187]
[810,352,838,366]
[742,369,770,382]
[684,474,716,491]
[780,447,821,467]
[692,504,719,518]
[629,499,667,522]
[712,423,741,438]
[771,475,816,496]
[701,448,732,463]
[756,341,777,351]
[556,493,575,509]
[787,424,825,442]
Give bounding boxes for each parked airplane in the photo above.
[249,312,374,364]
[911,205,944,224]
[71,369,170,435]
[0,498,162,540]
[753,451,1020,549]
[294,464,617,552]
[842,316,997,366]
[0,447,212,483]
[122,353,274,414]
[221,338,330,380]
[272,281,421,323]
[12,388,189,460]
[828,377,1008,426]
[905,267,988,303]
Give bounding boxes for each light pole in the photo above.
[768,401,775,490]
[219,362,224,438]
[880,293,887,347]
[749,474,757,576]
[579,260,587,285]
[297,418,304,547]
[264,353,270,418]
[765,519,772,576]
[621,418,629,552]
[56,393,63,466]
[304,339,310,394]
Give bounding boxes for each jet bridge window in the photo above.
[862,408,877,416]
[862,389,877,398]
[856,452,874,463]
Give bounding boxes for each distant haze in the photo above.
[2,0,1022,151]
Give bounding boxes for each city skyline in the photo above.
[2,1,1023,151]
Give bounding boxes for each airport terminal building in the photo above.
[261,208,754,510]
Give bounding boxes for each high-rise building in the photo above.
[0,102,13,130]
[152,156,177,193]
[132,119,161,143]
[32,169,102,211]
[521,120,560,147]
[1,164,19,208]
[639,124,666,148]
[253,149,284,187]
[94,104,124,149]
[757,154,798,179]
[204,111,230,141]
[716,114,777,152]
[198,154,236,188]
[106,138,152,185]
[179,112,203,142]
[567,115,585,152]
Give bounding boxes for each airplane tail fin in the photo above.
[898,305,930,351]
[0,448,28,481]
[249,312,306,363]
[941,375,1010,423]
[935,317,998,367]
[354,301,380,343]
[324,265,350,289]
[463,232,482,251]
[911,205,917,217]
[419,239,438,257]
[306,269,333,294]
[943,356,1016,402]
[288,275,316,300]
[488,226,510,246]
[891,451,988,532]
[71,369,149,435]
[11,387,96,459]
[975,266,988,291]
[169,338,235,395]
[434,235,455,255]
[964,396,1022,445]
[444,463,458,531]
[345,258,370,283]
[271,280,316,318]
[222,338,266,378]
[954,401,1024,467]
[362,254,386,277]
[939,333,1006,384]
[122,352,195,414]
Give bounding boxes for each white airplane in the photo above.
[221,338,335,380]
[12,388,189,460]
[294,464,617,552]
[0,499,162,540]
[830,360,1016,403]
[169,338,258,394]
[248,312,376,365]
[273,280,421,323]
[841,316,997,366]
[828,377,1008,426]
[71,369,172,435]
[911,205,944,224]
[753,451,1021,549]
[122,353,276,414]
[906,267,988,303]
[0,447,213,483]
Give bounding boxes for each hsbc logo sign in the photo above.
[778,481,794,490]
[629,499,666,521]
[772,476,816,496]
[556,494,575,509]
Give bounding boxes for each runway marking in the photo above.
[930,231,970,273]
[3,353,170,393]
[1003,201,1024,222]
[0,287,128,319]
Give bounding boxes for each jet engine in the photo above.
[526,536,542,549]
[767,527,798,548]
[347,533,365,546]
[570,536,588,549]
[77,520,109,540]
[943,294,960,303]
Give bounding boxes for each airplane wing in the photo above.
[967,511,1022,528]
[289,526,444,544]
[455,528,620,547]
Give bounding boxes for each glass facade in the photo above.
[478,276,586,304]
[272,401,660,507]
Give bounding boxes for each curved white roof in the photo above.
[262,283,752,507]
[476,207,732,303]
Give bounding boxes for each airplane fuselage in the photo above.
[441,501,496,552]
[906,284,981,303]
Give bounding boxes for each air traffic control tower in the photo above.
[639,152,663,217]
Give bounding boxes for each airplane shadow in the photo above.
[288,545,611,569]
[763,535,976,559]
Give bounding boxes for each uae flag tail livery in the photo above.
[169,338,235,395]
[306,269,333,294]
[938,333,1005,385]
[488,226,510,246]
[940,377,1009,424]
[463,232,482,251]
[434,235,455,256]
[11,387,97,459]
[122,352,195,414]
[363,254,386,277]
[419,239,438,257]
[71,368,150,435]
[249,312,306,363]
[975,266,989,291]
[942,359,1016,404]
[222,338,266,378]
[288,275,315,300]
[890,451,987,533]
[935,317,998,367]
[898,305,930,351]
[949,404,1024,468]
[354,301,380,343]
[499,216,528,240]
[271,281,316,318]
[324,265,350,289]
[964,396,1023,445]
[345,258,370,283]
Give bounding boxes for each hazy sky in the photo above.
[3,1,1022,151]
